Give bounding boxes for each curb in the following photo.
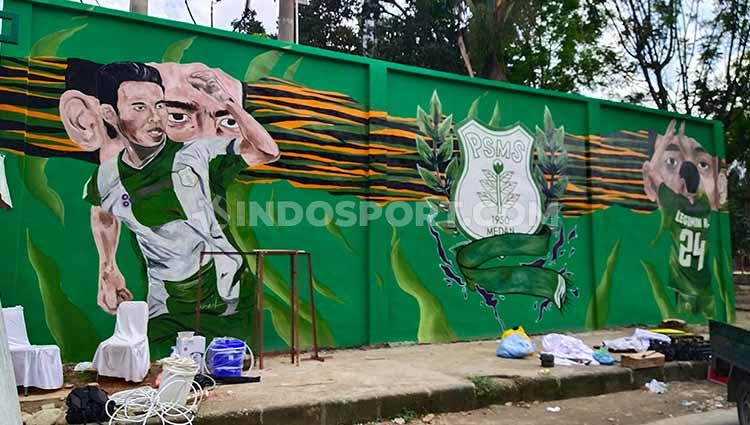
[196,361,708,425]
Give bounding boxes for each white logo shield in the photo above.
[453,120,543,240]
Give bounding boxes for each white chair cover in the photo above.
[2,306,64,390]
[93,301,150,383]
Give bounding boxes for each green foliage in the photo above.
[464,0,613,90]
[244,50,283,82]
[533,107,569,219]
[413,91,458,198]
[299,0,360,54]
[641,259,678,320]
[21,157,64,225]
[30,22,87,56]
[161,36,195,63]
[27,230,100,361]
[231,7,267,36]
[585,240,621,330]
[283,58,304,81]
[390,227,457,343]
[324,211,355,253]
[468,376,505,407]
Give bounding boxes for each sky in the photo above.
[77,0,279,33]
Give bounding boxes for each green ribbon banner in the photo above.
[456,226,568,308]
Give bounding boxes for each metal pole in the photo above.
[278,0,295,42]
[0,298,22,424]
[129,0,148,15]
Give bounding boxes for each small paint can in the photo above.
[540,353,555,368]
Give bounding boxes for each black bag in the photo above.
[65,386,113,424]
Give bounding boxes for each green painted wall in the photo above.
[0,0,736,362]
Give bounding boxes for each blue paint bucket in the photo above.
[206,337,246,378]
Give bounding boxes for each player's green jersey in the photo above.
[657,183,714,317]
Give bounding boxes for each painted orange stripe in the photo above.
[22,132,78,147]
[288,181,361,190]
[29,58,67,69]
[280,149,364,166]
[28,69,65,81]
[308,163,372,177]
[371,185,430,196]
[251,100,361,125]
[0,104,60,121]
[250,95,368,119]
[0,147,24,156]
[273,120,333,130]
[251,83,359,105]
[30,142,83,152]
[0,85,60,100]
[347,140,414,155]
[276,138,399,156]
[371,128,421,140]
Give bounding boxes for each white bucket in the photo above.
[159,357,199,407]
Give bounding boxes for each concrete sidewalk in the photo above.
[196,327,711,425]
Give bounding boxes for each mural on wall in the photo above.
[641,120,728,319]
[0,10,736,362]
[61,61,280,354]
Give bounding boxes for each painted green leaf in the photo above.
[390,227,456,343]
[324,211,354,253]
[312,278,345,305]
[430,91,442,125]
[416,106,431,135]
[21,156,65,225]
[437,137,454,163]
[436,221,459,235]
[446,157,460,183]
[268,187,278,225]
[713,254,736,323]
[426,197,448,213]
[438,114,453,140]
[585,240,620,330]
[26,230,100,361]
[415,135,433,163]
[283,58,303,81]
[641,259,677,320]
[417,164,441,191]
[467,95,482,120]
[226,183,337,347]
[244,50,283,82]
[375,272,385,289]
[543,106,554,132]
[162,36,196,63]
[489,101,501,128]
[30,23,88,56]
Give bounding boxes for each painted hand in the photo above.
[189,70,233,104]
[98,264,133,314]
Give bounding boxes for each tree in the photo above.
[231,1,267,36]
[370,0,467,75]
[461,0,615,91]
[299,0,361,54]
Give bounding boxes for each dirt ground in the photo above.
[375,381,734,425]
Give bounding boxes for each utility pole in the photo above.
[129,0,148,15]
[278,0,295,42]
[0,299,22,424]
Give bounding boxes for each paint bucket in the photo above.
[206,338,246,378]
[159,357,199,407]
[540,352,555,368]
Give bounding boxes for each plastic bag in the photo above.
[593,348,615,365]
[496,333,536,359]
[501,326,529,341]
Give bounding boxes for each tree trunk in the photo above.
[279,0,295,42]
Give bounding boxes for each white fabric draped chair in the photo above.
[93,301,150,383]
[2,305,64,390]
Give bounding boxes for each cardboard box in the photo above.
[620,351,665,369]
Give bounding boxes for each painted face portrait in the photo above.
[150,62,244,142]
[60,62,246,161]
[642,120,728,210]
[101,80,167,148]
